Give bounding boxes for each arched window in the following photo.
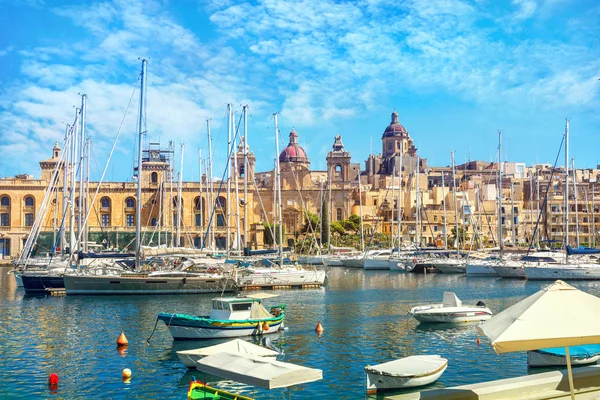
[172,197,183,208]
[75,197,80,208]
[101,197,111,209]
[194,197,203,211]
[0,196,10,207]
[335,165,342,178]
[151,217,157,226]
[216,197,226,209]
[336,208,343,221]
[151,172,158,183]
[24,196,34,207]
[125,197,135,208]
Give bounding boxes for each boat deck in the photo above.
[240,283,323,290]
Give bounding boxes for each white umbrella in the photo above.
[477,280,600,400]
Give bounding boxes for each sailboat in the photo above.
[63,60,237,295]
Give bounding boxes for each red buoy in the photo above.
[48,373,59,386]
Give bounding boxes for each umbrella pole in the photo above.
[565,347,575,400]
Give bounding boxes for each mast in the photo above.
[226,104,232,257]
[84,138,90,252]
[451,151,459,252]
[207,119,215,250]
[358,172,365,253]
[511,181,516,246]
[61,123,70,256]
[572,158,579,247]
[232,117,241,254]
[593,185,596,248]
[273,113,284,266]
[565,119,570,248]
[176,144,184,247]
[243,105,249,251]
[391,163,396,250]
[415,156,420,247]
[78,94,87,252]
[442,169,448,249]
[397,153,402,250]
[537,169,541,243]
[498,131,503,252]
[328,162,332,250]
[69,108,79,257]
[198,149,203,248]
[135,59,146,271]
[529,170,534,247]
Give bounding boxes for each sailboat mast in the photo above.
[442,169,447,249]
[565,119,570,248]
[358,172,365,253]
[135,59,146,272]
[243,105,249,251]
[84,138,90,252]
[529,171,534,247]
[511,181,516,246]
[415,156,420,247]
[593,185,596,248]
[78,94,86,253]
[232,119,241,254]
[198,149,203,248]
[69,108,79,258]
[397,152,402,250]
[207,119,214,250]
[451,151,459,252]
[61,123,70,256]
[226,104,232,257]
[498,131,503,252]
[176,144,184,247]
[391,163,396,250]
[328,163,332,251]
[273,113,284,266]
[572,158,579,247]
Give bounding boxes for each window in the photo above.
[194,237,202,249]
[373,199,378,207]
[101,214,110,227]
[151,172,158,183]
[24,213,34,227]
[216,214,225,227]
[433,225,438,232]
[216,197,226,209]
[195,214,202,227]
[151,218,157,226]
[101,197,111,209]
[125,198,135,208]
[335,165,342,178]
[231,302,252,311]
[239,165,245,177]
[336,208,342,221]
[0,196,9,207]
[0,213,9,226]
[173,213,179,226]
[126,214,134,227]
[24,196,34,207]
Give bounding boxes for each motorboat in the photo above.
[493,253,561,279]
[465,259,498,276]
[363,249,394,270]
[409,292,493,324]
[177,338,279,368]
[430,258,466,274]
[528,344,600,367]
[236,261,326,288]
[365,355,448,393]
[524,262,600,280]
[158,293,285,340]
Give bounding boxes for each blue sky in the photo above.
[0,0,599,182]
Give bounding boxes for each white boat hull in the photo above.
[297,256,325,265]
[363,258,391,270]
[466,264,498,276]
[237,269,326,286]
[524,265,600,280]
[366,362,447,392]
[342,258,364,268]
[527,351,600,367]
[492,265,526,279]
[165,322,283,340]
[434,263,466,274]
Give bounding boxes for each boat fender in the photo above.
[413,257,417,263]
[262,322,269,331]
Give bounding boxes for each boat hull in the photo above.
[237,269,326,287]
[527,351,600,367]
[524,265,600,280]
[159,313,285,340]
[366,363,447,392]
[434,264,466,274]
[22,274,65,293]
[465,264,498,276]
[412,311,492,324]
[363,259,391,270]
[188,381,254,400]
[64,275,237,295]
[492,265,526,279]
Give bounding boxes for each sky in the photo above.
[0,0,599,183]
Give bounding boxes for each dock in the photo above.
[46,288,66,296]
[385,365,600,400]
[240,283,322,291]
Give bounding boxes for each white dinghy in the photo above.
[176,338,280,368]
[365,355,448,393]
[409,292,493,324]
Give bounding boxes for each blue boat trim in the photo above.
[536,344,600,358]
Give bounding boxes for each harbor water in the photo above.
[2,266,599,399]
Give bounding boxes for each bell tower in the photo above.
[326,135,351,182]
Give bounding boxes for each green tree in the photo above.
[300,211,320,235]
[263,222,285,245]
[450,227,469,247]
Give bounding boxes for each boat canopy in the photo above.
[365,355,447,378]
[195,352,323,389]
[178,339,279,359]
[536,344,600,358]
[566,246,600,256]
[245,293,279,300]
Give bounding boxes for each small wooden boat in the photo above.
[365,355,448,393]
[159,293,285,340]
[409,292,493,324]
[187,379,253,400]
[528,344,600,367]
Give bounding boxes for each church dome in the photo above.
[279,129,310,164]
[382,109,407,138]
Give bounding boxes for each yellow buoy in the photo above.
[116,332,128,347]
[122,368,132,380]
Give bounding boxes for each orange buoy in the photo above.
[262,322,269,332]
[116,332,128,347]
[477,338,481,345]
[315,321,324,334]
